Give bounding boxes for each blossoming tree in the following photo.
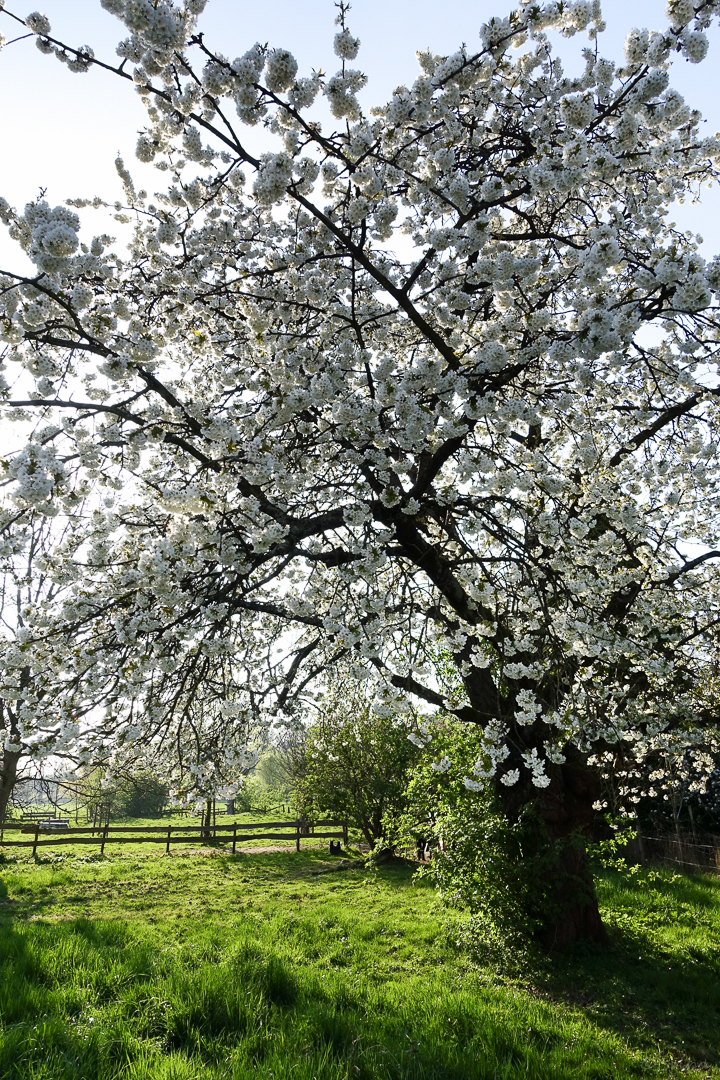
[0,508,86,820]
[2,0,720,942]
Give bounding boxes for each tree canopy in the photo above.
[2,0,720,940]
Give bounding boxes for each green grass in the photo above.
[0,848,718,1079]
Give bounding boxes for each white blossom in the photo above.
[25,11,50,35]
[265,48,298,93]
[334,29,360,61]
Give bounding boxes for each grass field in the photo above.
[0,845,718,1079]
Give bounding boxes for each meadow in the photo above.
[0,842,718,1080]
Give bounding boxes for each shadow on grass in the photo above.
[524,870,720,1068]
[218,847,432,886]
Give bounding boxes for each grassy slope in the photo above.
[0,848,718,1080]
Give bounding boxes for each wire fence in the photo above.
[0,818,349,856]
[628,832,720,875]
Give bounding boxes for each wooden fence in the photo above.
[0,818,349,857]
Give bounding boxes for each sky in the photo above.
[0,0,719,266]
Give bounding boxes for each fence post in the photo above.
[101,823,108,855]
[32,825,39,857]
[342,821,348,847]
[688,803,698,845]
[296,820,300,852]
[232,824,237,855]
[166,825,171,855]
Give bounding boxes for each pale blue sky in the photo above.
[0,0,719,264]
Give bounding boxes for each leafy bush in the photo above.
[114,773,168,819]
[392,717,601,958]
[294,683,420,848]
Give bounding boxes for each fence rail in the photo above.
[0,819,348,856]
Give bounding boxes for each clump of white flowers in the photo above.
[22,200,80,274]
[681,28,709,63]
[522,748,551,789]
[559,93,595,128]
[25,10,50,34]
[334,28,360,61]
[123,0,184,50]
[324,68,366,119]
[666,0,695,27]
[8,443,66,513]
[431,755,451,773]
[265,48,298,93]
[253,152,293,205]
[624,26,651,64]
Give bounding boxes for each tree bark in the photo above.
[0,700,22,824]
[496,755,609,949]
[0,745,21,824]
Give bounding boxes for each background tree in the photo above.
[113,770,169,818]
[58,766,169,820]
[293,679,420,850]
[232,745,295,812]
[0,507,85,822]
[96,690,261,834]
[2,0,720,942]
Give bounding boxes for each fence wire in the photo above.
[628,832,720,875]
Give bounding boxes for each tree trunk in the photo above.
[538,827,608,950]
[496,755,609,949]
[0,745,21,824]
[358,816,376,848]
[0,699,22,824]
[458,661,609,948]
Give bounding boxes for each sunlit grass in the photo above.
[0,848,718,1078]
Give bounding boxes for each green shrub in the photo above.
[294,682,420,848]
[114,774,168,819]
[392,717,599,959]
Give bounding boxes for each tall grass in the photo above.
[0,849,718,1079]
